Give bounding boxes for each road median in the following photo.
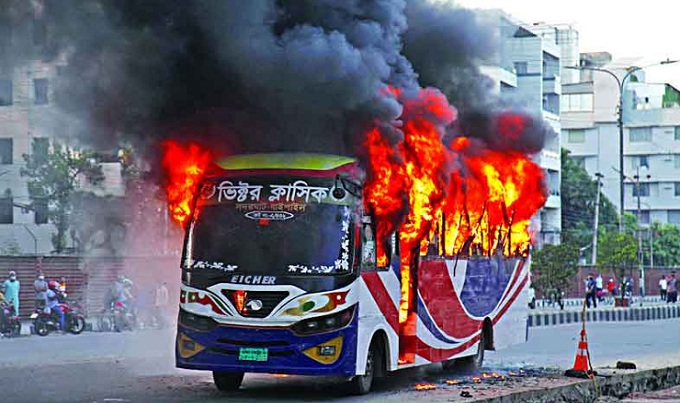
[528,304,680,327]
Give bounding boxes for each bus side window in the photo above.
[361,223,377,269]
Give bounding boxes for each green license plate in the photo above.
[238,347,268,362]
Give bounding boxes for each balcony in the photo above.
[533,149,560,171]
[542,75,561,95]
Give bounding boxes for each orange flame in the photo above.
[363,88,547,329]
[414,383,438,390]
[161,140,213,228]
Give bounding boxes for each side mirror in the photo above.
[332,187,347,200]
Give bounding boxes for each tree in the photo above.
[22,140,104,254]
[560,148,618,249]
[645,222,680,267]
[597,228,637,301]
[532,242,580,299]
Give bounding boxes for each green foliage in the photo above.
[21,140,104,254]
[531,242,580,296]
[597,229,637,277]
[646,222,680,267]
[560,148,618,249]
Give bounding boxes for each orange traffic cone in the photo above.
[564,329,595,378]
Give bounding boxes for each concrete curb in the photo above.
[528,304,680,327]
[474,365,680,403]
[537,296,664,309]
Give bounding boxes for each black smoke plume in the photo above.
[0,0,549,159]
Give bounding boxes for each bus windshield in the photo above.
[185,177,354,276]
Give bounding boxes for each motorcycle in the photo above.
[112,301,136,332]
[31,301,86,336]
[0,300,21,337]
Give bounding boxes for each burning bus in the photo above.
[168,86,547,395]
[172,129,546,394]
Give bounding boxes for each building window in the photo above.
[572,156,586,168]
[567,129,585,143]
[543,93,559,114]
[632,155,649,170]
[33,18,46,46]
[635,210,650,225]
[675,182,680,196]
[632,183,650,197]
[34,78,48,105]
[562,93,594,112]
[675,127,680,141]
[514,62,528,75]
[669,210,680,225]
[34,198,48,224]
[0,138,12,164]
[32,138,49,164]
[629,127,652,142]
[0,79,12,106]
[0,193,12,224]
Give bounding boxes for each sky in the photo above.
[454,0,680,87]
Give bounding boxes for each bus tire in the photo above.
[213,371,244,392]
[458,327,486,371]
[349,338,383,395]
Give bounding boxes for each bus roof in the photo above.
[213,153,356,172]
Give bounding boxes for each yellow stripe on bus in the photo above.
[213,153,356,171]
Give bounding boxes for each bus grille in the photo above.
[222,290,289,318]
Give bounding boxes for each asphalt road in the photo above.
[1,318,679,403]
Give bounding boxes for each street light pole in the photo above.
[591,172,603,265]
[633,167,651,297]
[565,59,679,233]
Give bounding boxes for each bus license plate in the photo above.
[238,348,268,362]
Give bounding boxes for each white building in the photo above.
[0,58,125,255]
[562,52,680,227]
[480,12,562,246]
[0,59,64,254]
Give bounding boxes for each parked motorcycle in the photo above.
[31,301,86,336]
[0,300,21,337]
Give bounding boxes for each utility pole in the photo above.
[591,172,603,265]
[649,228,654,268]
[633,166,651,297]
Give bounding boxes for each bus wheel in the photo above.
[443,329,486,373]
[458,329,486,371]
[213,371,244,392]
[349,339,382,395]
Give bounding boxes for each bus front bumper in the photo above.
[175,316,358,376]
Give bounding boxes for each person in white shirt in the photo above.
[659,276,668,301]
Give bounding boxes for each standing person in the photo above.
[155,282,169,313]
[33,272,48,310]
[607,278,616,303]
[58,276,67,295]
[153,282,169,327]
[595,274,604,301]
[667,272,678,304]
[585,275,597,308]
[659,275,668,302]
[2,271,20,317]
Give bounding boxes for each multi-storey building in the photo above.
[480,11,562,246]
[0,59,64,254]
[0,57,125,255]
[562,52,680,227]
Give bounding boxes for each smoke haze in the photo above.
[0,0,552,160]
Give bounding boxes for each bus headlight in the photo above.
[178,307,218,332]
[291,305,355,336]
